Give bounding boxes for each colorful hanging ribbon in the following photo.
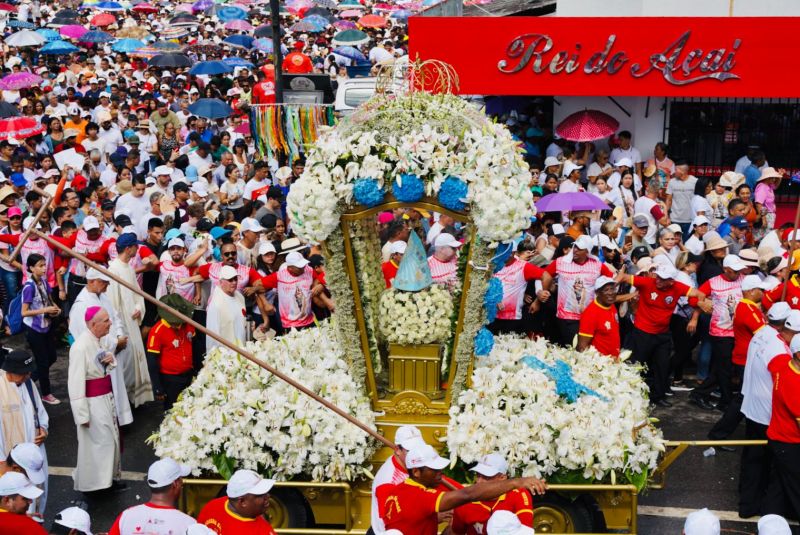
[250,104,336,161]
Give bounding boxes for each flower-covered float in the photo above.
[153,64,664,533]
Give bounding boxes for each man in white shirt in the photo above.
[44,94,67,120]
[369,40,393,64]
[115,176,152,224]
[739,304,798,518]
[559,161,583,193]
[97,111,124,157]
[609,130,643,178]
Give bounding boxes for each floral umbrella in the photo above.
[79,30,115,43]
[333,20,357,29]
[116,26,152,38]
[331,28,369,46]
[0,117,46,140]
[224,19,253,30]
[0,72,43,91]
[286,0,313,16]
[313,0,336,7]
[7,20,36,29]
[130,45,160,58]
[59,25,89,39]
[555,109,620,142]
[5,29,47,47]
[132,3,159,12]
[252,37,273,52]
[161,26,191,39]
[95,1,125,11]
[36,28,62,41]
[91,13,117,26]
[289,19,325,32]
[357,14,386,27]
[339,9,361,17]
[304,14,330,28]
[336,0,365,9]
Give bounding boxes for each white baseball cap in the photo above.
[82,215,100,231]
[9,443,45,485]
[54,506,92,535]
[285,251,310,269]
[226,469,274,498]
[405,444,449,470]
[0,471,43,499]
[22,216,42,231]
[768,302,792,322]
[219,265,238,280]
[616,157,633,168]
[154,165,174,177]
[186,525,216,535]
[434,233,462,249]
[722,254,747,271]
[573,235,594,251]
[191,181,209,197]
[543,156,560,168]
[258,241,276,255]
[471,453,508,477]
[394,425,425,450]
[167,238,185,249]
[654,263,678,280]
[86,267,111,282]
[486,510,535,535]
[785,310,800,332]
[390,241,407,255]
[758,514,792,535]
[595,233,618,251]
[147,458,191,488]
[741,274,768,292]
[692,215,711,228]
[667,223,683,234]
[551,223,566,236]
[562,161,583,177]
[240,218,264,234]
[593,275,616,291]
[683,508,720,535]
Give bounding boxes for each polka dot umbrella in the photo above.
[555,109,620,142]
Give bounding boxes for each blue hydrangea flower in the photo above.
[474,327,495,356]
[392,173,425,203]
[353,178,385,208]
[438,176,468,211]
[484,277,504,323]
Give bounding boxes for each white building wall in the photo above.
[551,0,800,153]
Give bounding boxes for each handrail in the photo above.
[652,439,769,489]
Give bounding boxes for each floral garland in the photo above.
[379,286,454,345]
[286,94,533,244]
[148,322,379,482]
[447,336,664,489]
[350,219,386,374]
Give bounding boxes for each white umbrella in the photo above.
[6,29,46,47]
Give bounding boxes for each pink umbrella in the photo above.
[0,72,43,91]
[175,3,194,12]
[333,20,356,29]
[373,2,398,10]
[59,25,89,39]
[234,122,250,134]
[286,0,313,15]
[340,9,361,17]
[357,14,386,27]
[224,19,253,31]
[555,110,620,142]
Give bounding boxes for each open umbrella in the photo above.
[94,1,125,11]
[253,25,284,38]
[289,19,325,32]
[224,19,253,31]
[304,6,335,20]
[314,0,336,7]
[389,9,412,21]
[188,98,232,120]
[286,0,313,16]
[333,20,357,29]
[148,53,193,67]
[252,38,274,53]
[130,46,160,58]
[7,20,36,29]
[215,5,247,21]
[90,13,116,26]
[191,0,213,11]
[59,25,89,39]
[170,12,199,25]
[80,30,114,43]
[116,26,152,39]
[189,60,233,75]
[0,3,17,12]
[336,0,365,9]
[55,9,81,17]
[535,192,609,213]
[339,9,361,17]
[48,16,79,27]
[223,34,253,49]
[373,2,399,10]
[0,72,43,91]
[132,3,158,12]
[222,57,254,68]
[304,14,330,27]
[333,45,365,61]
[555,110,620,142]
[6,29,46,47]
[0,117,46,140]
[234,122,250,135]
[111,38,145,52]
[36,28,61,41]
[152,40,182,51]
[332,29,369,46]
[40,40,80,54]
[357,14,386,27]
[0,102,20,119]
[161,27,191,39]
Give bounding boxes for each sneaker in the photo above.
[670,384,693,392]
[41,394,61,405]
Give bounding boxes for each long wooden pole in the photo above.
[8,187,52,263]
[782,180,800,302]
[34,230,394,450]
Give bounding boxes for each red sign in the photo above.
[408,17,800,97]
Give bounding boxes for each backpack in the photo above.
[7,282,32,336]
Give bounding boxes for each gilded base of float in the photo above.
[387,343,443,398]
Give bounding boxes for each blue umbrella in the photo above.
[333,46,366,61]
[222,34,253,49]
[188,98,232,120]
[222,57,254,68]
[40,40,80,54]
[303,14,330,28]
[111,38,145,52]
[8,20,36,29]
[95,1,125,10]
[216,5,247,21]
[390,9,412,21]
[189,60,234,75]
[152,40,182,51]
[253,38,273,53]
[36,28,61,41]
[80,30,114,43]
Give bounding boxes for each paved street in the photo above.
[24,334,798,534]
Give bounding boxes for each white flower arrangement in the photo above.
[286,93,533,244]
[379,285,454,345]
[447,335,664,488]
[148,322,378,481]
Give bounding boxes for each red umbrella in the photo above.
[555,109,620,142]
[357,14,386,27]
[0,117,45,140]
[91,13,116,26]
[0,2,16,11]
[132,3,159,12]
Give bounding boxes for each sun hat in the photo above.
[543,156,560,168]
[616,157,633,168]
[654,263,678,280]
[226,469,274,498]
[157,293,194,325]
[86,267,111,282]
[757,167,783,182]
[704,235,729,252]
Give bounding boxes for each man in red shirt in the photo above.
[282,41,313,74]
[763,318,800,518]
[577,276,620,358]
[0,472,46,535]
[763,272,800,311]
[382,241,406,288]
[382,445,546,534]
[146,294,196,410]
[625,264,704,408]
[451,453,534,535]
[708,274,767,439]
[198,469,277,534]
[252,68,276,105]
